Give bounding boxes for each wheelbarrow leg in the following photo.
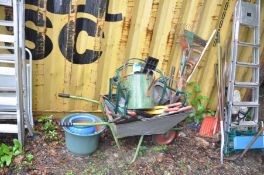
[108,124,120,149]
[130,135,144,164]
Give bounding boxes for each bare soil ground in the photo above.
[0,120,264,175]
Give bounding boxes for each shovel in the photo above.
[199,33,224,138]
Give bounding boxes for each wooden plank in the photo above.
[160,0,184,72]
[94,0,126,101]
[115,0,134,67]
[189,0,223,83]
[149,0,176,69]
[200,0,237,109]
[166,0,204,77]
[186,29,217,83]
[196,0,222,39]
[125,0,153,59]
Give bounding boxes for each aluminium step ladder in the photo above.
[0,0,33,145]
[224,0,261,153]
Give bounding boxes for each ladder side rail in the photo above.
[252,0,261,123]
[227,1,241,132]
[19,0,28,124]
[13,0,25,144]
[225,1,239,131]
[19,0,34,137]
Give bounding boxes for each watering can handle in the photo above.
[146,71,156,97]
[58,93,70,98]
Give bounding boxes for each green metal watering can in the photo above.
[124,73,155,109]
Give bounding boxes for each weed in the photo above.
[42,121,55,131]
[25,153,34,164]
[138,146,148,156]
[65,171,75,175]
[45,130,58,140]
[82,162,109,175]
[186,82,215,123]
[55,140,63,145]
[178,160,188,174]
[37,115,53,123]
[0,139,22,168]
[37,115,58,142]
[38,115,55,131]
[152,144,168,153]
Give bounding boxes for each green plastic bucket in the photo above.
[61,113,106,156]
[124,73,154,109]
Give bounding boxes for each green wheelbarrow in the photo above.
[58,93,191,163]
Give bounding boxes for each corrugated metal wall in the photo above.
[1,0,264,113]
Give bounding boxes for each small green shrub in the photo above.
[186,82,215,123]
[0,139,22,168]
[25,153,34,164]
[37,115,53,123]
[37,115,58,141]
[45,130,58,140]
[38,115,55,131]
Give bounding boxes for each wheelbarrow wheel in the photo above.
[152,131,177,145]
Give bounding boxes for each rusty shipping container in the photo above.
[0,0,263,114]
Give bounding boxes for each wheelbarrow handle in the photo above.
[58,93,70,98]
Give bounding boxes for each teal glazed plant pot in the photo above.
[61,113,106,156]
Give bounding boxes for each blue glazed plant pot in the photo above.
[68,115,96,135]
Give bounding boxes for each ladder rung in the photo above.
[0,54,15,61]
[0,20,13,27]
[0,68,16,89]
[236,61,259,68]
[0,34,15,43]
[0,0,12,6]
[0,45,14,50]
[233,102,259,107]
[0,93,17,111]
[237,41,260,47]
[0,66,15,75]
[234,82,259,88]
[0,124,18,133]
[231,121,258,128]
[0,112,17,119]
[0,106,17,111]
[0,87,16,91]
[0,60,15,64]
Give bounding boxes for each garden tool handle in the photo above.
[58,121,109,127]
[167,102,182,108]
[58,93,70,98]
[58,122,74,126]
